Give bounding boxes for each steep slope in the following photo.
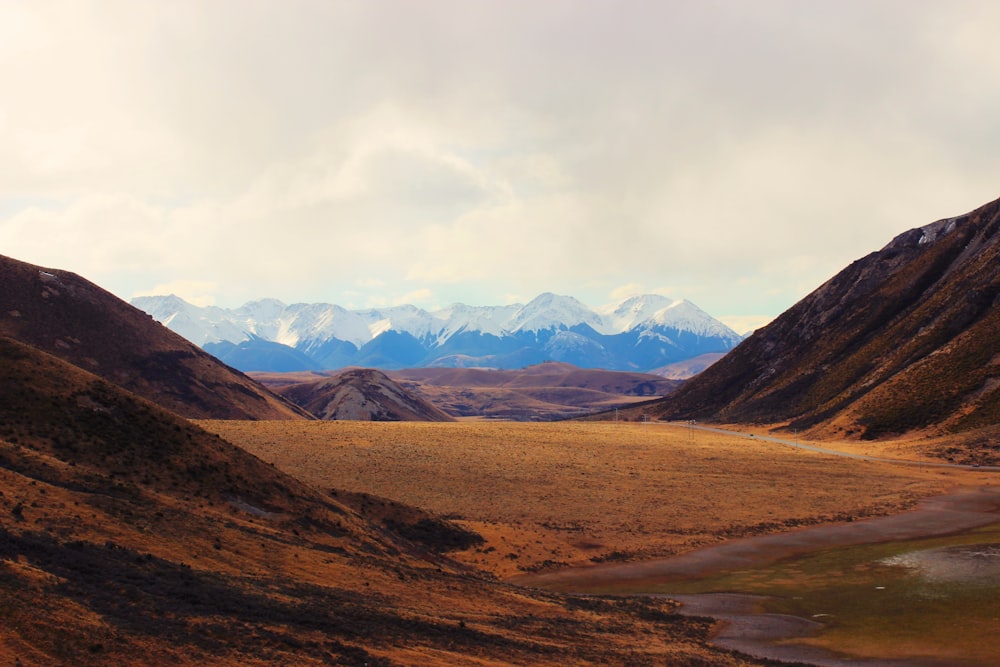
[0,336,423,664]
[0,336,738,666]
[0,254,308,420]
[653,195,1000,440]
[278,368,455,422]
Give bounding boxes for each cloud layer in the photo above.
[3,1,999,331]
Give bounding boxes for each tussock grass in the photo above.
[0,338,756,666]
[202,420,949,578]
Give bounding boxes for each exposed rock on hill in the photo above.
[278,368,455,421]
[653,195,1000,440]
[0,254,308,420]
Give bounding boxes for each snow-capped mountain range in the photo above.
[131,292,744,373]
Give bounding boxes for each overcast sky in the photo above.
[2,1,998,333]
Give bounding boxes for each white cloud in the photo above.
[134,281,219,308]
[609,284,647,301]
[0,194,168,275]
[1,1,998,321]
[718,315,775,337]
[394,288,434,307]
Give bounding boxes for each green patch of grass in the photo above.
[653,523,1000,665]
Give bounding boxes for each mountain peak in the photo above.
[237,297,288,320]
[599,294,677,332]
[599,295,732,338]
[133,291,742,372]
[508,293,603,333]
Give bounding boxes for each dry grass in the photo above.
[2,338,751,666]
[0,429,727,667]
[199,420,956,579]
[0,446,743,667]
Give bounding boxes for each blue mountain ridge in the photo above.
[204,322,739,373]
[136,292,746,373]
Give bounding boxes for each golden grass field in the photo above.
[198,420,979,579]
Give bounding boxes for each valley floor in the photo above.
[199,420,965,579]
[199,420,998,666]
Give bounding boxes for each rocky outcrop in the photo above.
[278,368,455,421]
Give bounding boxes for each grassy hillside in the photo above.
[0,337,744,666]
[253,362,678,421]
[278,368,455,421]
[391,362,679,420]
[202,419,947,579]
[650,196,1000,446]
[0,254,308,420]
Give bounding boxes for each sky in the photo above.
[2,1,999,335]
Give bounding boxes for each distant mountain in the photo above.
[649,352,727,380]
[651,195,1000,441]
[133,292,743,373]
[0,254,309,420]
[275,368,455,421]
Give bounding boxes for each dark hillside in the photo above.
[0,254,308,420]
[0,336,362,532]
[652,195,1000,440]
[0,336,737,666]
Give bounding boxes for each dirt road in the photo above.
[668,422,1000,471]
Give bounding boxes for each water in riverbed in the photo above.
[677,527,1000,666]
[881,542,1000,586]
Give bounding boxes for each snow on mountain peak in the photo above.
[238,298,287,318]
[507,293,603,333]
[433,302,521,340]
[357,304,435,341]
[597,295,740,340]
[597,294,678,333]
[131,291,743,370]
[131,294,250,347]
[279,303,371,349]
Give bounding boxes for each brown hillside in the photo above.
[0,336,744,666]
[278,368,455,421]
[652,195,1000,442]
[390,362,679,420]
[0,254,307,420]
